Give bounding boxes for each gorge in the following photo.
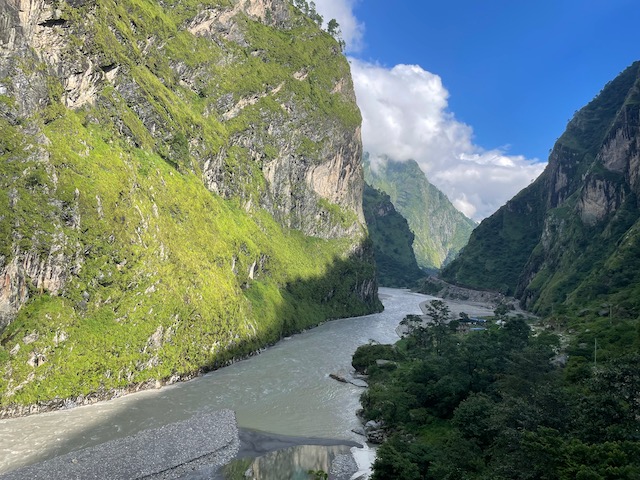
[2,0,640,478]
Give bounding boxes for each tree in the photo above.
[308,1,323,25]
[326,18,345,50]
[425,299,450,325]
[453,393,498,447]
[500,317,530,349]
[424,300,451,354]
[372,443,421,480]
[327,18,339,35]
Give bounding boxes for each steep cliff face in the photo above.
[364,155,476,270]
[3,0,363,235]
[362,183,424,287]
[0,0,379,411]
[443,62,640,315]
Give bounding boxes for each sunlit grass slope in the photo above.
[0,110,377,407]
[0,0,379,408]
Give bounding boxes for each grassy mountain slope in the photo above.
[0,0,381,412]
[364,155,476,270]
[363,184,424,287]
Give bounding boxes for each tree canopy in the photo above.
[356,309,640,479]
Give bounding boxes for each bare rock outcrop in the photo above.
[0,241,71,329]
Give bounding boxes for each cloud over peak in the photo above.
[313,0,546,221]
[349,59,545,220]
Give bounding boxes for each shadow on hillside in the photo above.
[0,249,382,477]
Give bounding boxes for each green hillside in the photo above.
[364,155,476,271]
[0,0,381,411]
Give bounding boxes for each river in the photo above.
[0,288,432,476]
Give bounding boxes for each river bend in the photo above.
[0,288,431,474]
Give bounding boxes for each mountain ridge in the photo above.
[363,154,476,270]
[442,61,640,315]
[362,183,424,287]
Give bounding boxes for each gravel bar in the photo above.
[0,409,240,480]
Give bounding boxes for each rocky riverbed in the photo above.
[0,409,240,480]
[0,409,365,480]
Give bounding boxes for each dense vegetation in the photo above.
[440,180,548,295]
[364,155,475,271]
[0,0,381,410]
[355,302,640,479]
[362,184,424,287]
[394,63,640,479]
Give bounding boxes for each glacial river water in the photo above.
[0,288,432,476]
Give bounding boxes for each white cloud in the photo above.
[312,0,365,52]
[311,0,546,220]
[349,59,546,220]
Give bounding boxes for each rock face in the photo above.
[0,0,380,410]
[364,155,476,271]
[363,420,385,444]
[189,1,365,239]
[443,61,640,315]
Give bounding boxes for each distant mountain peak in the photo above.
[363,153,475,270]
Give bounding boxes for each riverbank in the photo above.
[236,429,362,459]
[394,294,497,337]
[1,313,385,420]
[0,288,424,477]
[0,339,281,420]
[420,297,497,319]
[0,409,240,480]
[416,277,536,319]
[220,429,366,480]
[0,409,365,480]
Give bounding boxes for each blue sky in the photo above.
[313,0,640,220]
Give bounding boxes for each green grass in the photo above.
[0,109,377,407]
[0,0,379,408]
